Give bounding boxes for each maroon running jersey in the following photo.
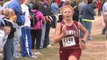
[60,21,80,49]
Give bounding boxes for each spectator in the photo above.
[30,3,45,55]
[1,9,16,60]
[20,0,35,58]
[8,0,25,58]
[78,0,87,38]
[97,0,102,16]
[70,0,79,21]
[38,0,53,48]
[102,0,107,34]
[81,0,95,40]
[50,0,59,28]
[51,0,60,15]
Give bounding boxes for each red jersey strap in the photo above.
[73,21,79,32]
[60,20,64,25]
[60,21,78,28]
[73,21,79,37]
[60,20,64,31]
[60,20,79,29]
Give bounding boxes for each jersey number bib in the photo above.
[62,36,76,47]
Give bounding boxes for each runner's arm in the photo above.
[78,22,88,42]
[54,23,65,43]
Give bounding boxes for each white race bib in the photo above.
[62,36,76,47]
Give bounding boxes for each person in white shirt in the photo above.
[20,0,36,58]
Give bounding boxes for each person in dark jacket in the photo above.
[81,0,95,40]
[70,0,79,21]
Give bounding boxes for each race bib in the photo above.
[62,36,76,47]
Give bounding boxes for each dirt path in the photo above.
[80,16,107,60]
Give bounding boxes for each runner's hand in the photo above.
[79,41,86,50]
[62,25,67,35]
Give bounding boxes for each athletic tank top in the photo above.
[60,21,80,49]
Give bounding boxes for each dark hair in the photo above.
[87,0,93,4]
[33,3,39,10]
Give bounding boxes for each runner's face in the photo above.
[62,8,73,20]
